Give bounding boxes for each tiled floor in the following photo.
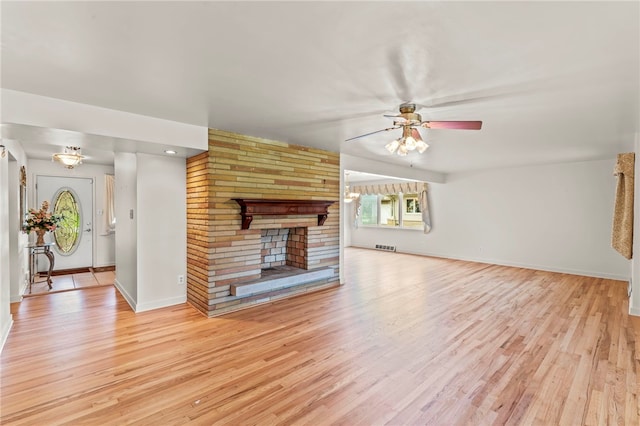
[27,270,115,295]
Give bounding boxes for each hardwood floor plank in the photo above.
[2,248,639,425]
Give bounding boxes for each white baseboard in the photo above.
[93,262,116,268]
[629,306,640,317]
[114,278,136,312]
[10,280,29,303]
[114,279,186,313]
[464,255,629,281]
[135,295,187,313]
[379,247,630,281]
[0,316,14,354]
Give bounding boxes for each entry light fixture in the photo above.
[343,172,360,204]
[52,146,84,169]
[385,126,429,157]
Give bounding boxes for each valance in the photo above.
[351,181,425,196]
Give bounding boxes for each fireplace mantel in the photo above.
[232,199,335,229]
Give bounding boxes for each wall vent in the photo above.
[375,244,396,252]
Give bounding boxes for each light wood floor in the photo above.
[2,248,639,425]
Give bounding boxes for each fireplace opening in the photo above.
[231,226,333,297]
[260,227,307,272]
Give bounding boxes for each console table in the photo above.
[28,243,55,293]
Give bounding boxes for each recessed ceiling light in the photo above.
[164,150,177,155]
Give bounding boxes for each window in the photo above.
[358,192,423,230]
[360,195,378,225]
[380,194,399,227]
[53,189,81,254]
[402,193,423,229]
[351,180,430,232]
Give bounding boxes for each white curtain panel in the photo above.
[353,196,361,229]
[418,185,432,234]
[103,174,116,234]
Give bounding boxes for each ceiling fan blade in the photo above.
[387,51,412,102]
[411,128,423,141]
[345,126,400,142]
[421,121,482,130]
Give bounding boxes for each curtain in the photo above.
[103,174,116,235]
[353,196,361,229]
[418,185,432,234]
[351,181,432,233]
[612,153,634,259]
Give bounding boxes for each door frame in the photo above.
[34,173,97,269]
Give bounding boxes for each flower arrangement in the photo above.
[22,201,62,233]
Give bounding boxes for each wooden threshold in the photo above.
[50,267,91,276]
[50,265,115,276]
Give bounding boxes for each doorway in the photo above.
[36,175,94,271]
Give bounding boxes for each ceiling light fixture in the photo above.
[346,103,481,156]
[385,126,429,157]
[164,149,177,155]
[52,146,84,169]
[343,172,360,203]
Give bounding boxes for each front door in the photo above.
[36,175,93,270]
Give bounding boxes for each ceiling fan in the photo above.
[345,103,482,156]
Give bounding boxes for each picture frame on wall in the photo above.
[19,165,26,231]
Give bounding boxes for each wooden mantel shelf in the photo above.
[232,199,335,230]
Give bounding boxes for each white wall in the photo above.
[114,152,138,307]
[348,158,630,280]
[8,158,29,302]
[631,135,640,315]
[114,152,187,312]
[0,144,12,351]
[28,159,115,268]
[342,154,446,184]
[136,153,187,311]
[0,139,28,351]
[2,89,207,150]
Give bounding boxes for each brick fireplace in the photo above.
[186,129,340,317]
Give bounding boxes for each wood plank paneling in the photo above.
[186,129,340,317]
[186,152,211,312]
[2,248,639,424]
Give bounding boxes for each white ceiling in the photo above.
[1,1,638,174]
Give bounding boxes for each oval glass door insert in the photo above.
[53,189,81,254]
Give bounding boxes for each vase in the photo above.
[35,229,46,246]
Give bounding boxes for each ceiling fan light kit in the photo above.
[385,126,430,156]
[347,103,481,156]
